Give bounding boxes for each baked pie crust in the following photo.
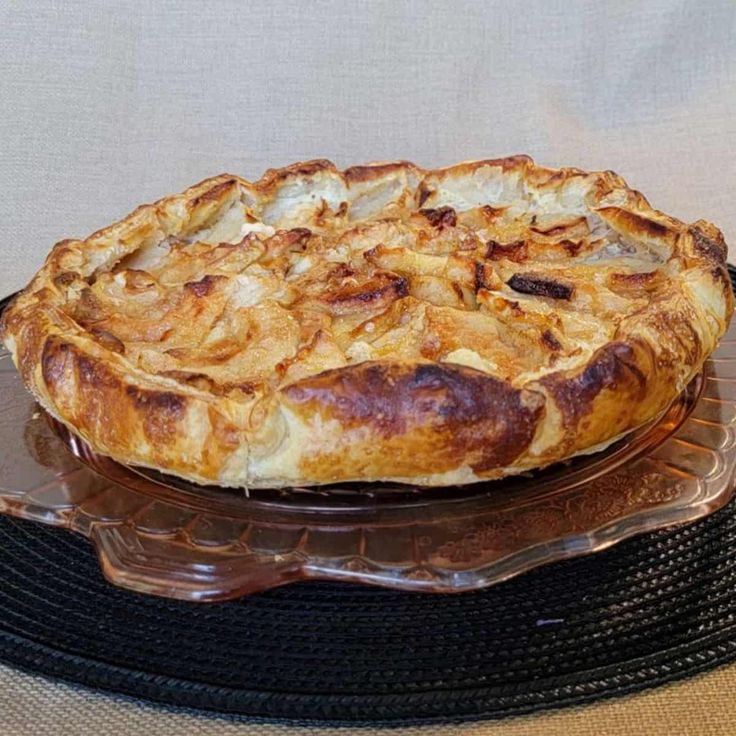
[2,157,732,487]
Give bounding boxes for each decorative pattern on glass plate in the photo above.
[2,321,736,601]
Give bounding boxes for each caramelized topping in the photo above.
[420,206,457,228]
[507,272,575,300]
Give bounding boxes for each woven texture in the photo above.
[2,481,736,725]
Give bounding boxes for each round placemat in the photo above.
[1,504,736,726]
[1,266,736,726]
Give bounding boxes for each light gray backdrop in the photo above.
[1,0,735,297]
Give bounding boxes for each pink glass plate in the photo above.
[2,323,736,602]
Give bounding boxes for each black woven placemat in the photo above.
[1,269,736,726]
[1,507,736,726]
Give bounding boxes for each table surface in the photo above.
[2,661,735,735]
[2,1,736,733]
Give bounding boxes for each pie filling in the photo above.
[69,188,665,400]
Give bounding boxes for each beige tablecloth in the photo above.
[1,1,736,733]
[2,661,735,735]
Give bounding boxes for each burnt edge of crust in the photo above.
[283,361,545,473]
[429,155,533,177]
[41,336,187,446]
[689,222,728,266]
[256,159,338,190]
[596,207,676,242]
[189,179,239,209]
[343,161,419,183]
[540,341,647,429]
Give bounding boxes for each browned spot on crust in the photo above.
[219,381,258,397]
[289,227,313,240]
[420,206,457,228]
[607,270,663,296]
[262,228,313,262]
[486,240,528,262]
[508,272,574,300]
[541,330,562,351]
[76,353,119,389]
[645,307,703,368]
[530,166,587,187]
[690,223,727,265]
[53,272,79,288]
[38,337,197,461]
[126,385,185,413]
[474,262,494,292]
[560,239,583,257]
[166,335,247,365]
[488,154,533,170]
[284,362,544,474]
[43,337,120,398]
[417,182,432,207]
[0,294,19,340]
[126,385,186,443]
[189,179,238,209]
[481,205,507,221]
[361,245,380,262]
[313,199,330,225]
[711,264,731,291]
[230,232,263,250]
[324,263,356,282]
[474,262,485,293]
[597,207,674,241]
[450,282,464,301]
[41,338,73,389]
[505,299,524,317]
[73,288,106,324]
[434,155,532,177]
[50,238,79,255]
[335,201,348,218]
[344,161,418,183]
[257,160,336,190]
[614,271,657,285]
[540,342,646,429]
[184,274,221,297]
[321,272,408,315]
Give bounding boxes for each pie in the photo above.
[1,157,732,488]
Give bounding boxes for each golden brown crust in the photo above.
[1,156,732,488]
[282,362,544,477]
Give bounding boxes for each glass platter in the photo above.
[2,321,736,602]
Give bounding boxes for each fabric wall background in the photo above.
[1,0,734,295]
